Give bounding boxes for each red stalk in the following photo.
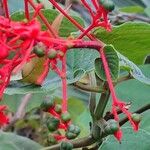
[48,0,94,40]
[61,54,68,112]
[99,48,118,105]
[2,0,9,19]
[27,0,57,38]
[24,0,30,20]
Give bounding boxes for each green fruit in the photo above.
[104,125,112,134]
[48,49,57,59]
[60,141,73,150]
[46,117,60,131]
[40,100,55,111]
[100,0,115,11]
[68,124,80,135]
[61,112,71,122]
[131,113,142,123]
[55,104,62,114]
[104,119,119,134]
[65,131,77,139]
[47,135,57,145]
[33,47,45,57]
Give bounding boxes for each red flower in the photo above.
[0,105,9,126]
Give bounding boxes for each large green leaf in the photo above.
[11,9,84,37]
[0,131,42,150]
[119,6,144,13]
[118,52,150,85]
[94,22,150,64]
[95,45,119,81]
[112,0,145,7]
[100,128,150,150]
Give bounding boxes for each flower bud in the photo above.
[100,0,115,11]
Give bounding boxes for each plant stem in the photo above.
[40,135,95,150]
[28,0,57,38]
[116,74,133,85]
[3,93,32,131]
[61,54,68,112]
[24,0,30,20]
[2,0,9,19]
[73,81,105,93]
[94,90,110,120]
[89,72,97,118]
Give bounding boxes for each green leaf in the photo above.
[100,127,150,150]
[11,9,84,37]
[95,45,119,81]
[112,0,145,7]
[118,52,150,85]
[94,22,150,64]
[119,6,144,13]
[145,7,150,17]
[0,131,42,150]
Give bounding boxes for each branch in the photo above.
[116,74,133,85]
[73,81,105,93]
[3,93,32,131]
[119,103,150,126]
[41,135,96,150]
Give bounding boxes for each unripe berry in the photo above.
[46,117,60,132]
[131,113,142,123]
[65,132,77,139]
[60,141,73,150]
[48,49,57,59]
[68,124,80,135]
[104,119,119,134]
[54,104,62,114]
[47,135,57,145]
[61,112,71,122]
[40,100,55,111]
[100,0,115,11]
[33,44,45,57]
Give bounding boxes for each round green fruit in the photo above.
[65,131,77,139]
[131,113,142,123]
[68,124,80,135]
[48,49,57,59]
[46,117,60,132]
[104,119,119,134]
[33,47,45,57]
[40,100,55,111]
[47,135,57,145]
[61,112,71,122]
[100,0,115,11]
[55,104,62,114]
[60,141,73,150]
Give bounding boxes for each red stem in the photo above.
[61,54,68,112]
[99,48,118,105]
[81,0,94,17]
[2,0,9,19]
[48,0,94,40]
[24,0,30,20]
[78,24,95,39]
[91,0,99,10]
[28,0,57,38]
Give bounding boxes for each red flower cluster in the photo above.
[0,0,141,142]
